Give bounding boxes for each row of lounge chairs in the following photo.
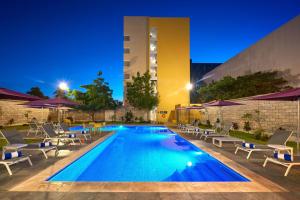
[0,123,92,175]
[177,122,299,176]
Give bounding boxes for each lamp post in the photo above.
[186,83,193,124]
[58,81,69,123]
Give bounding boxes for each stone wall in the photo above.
[0,100,49,126]
[180,98,299,137]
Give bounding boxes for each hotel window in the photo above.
[124,74,130,79]
[124,61,130,67]
[124,48,130,54]
[124,35,130,41]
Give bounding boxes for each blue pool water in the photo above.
[48,125,249,182]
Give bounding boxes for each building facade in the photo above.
[203,15,300,86]
[123,16,190,123]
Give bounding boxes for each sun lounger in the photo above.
[0,150,32,175]
[199,124,232,141]
[263,152,300,176]
[213,136,245,147]
[26,122,42,136]
[42,124,82,145]
[59,123,92,141]
[0,129,58,159]
[235,129,293,159]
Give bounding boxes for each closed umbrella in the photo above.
[252,88,300,154]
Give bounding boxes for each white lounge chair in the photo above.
[0,150,32,175]
[235,129,293,159]
[59,123,92,141]
[42,124,82,145]
[199,124,232,141]
[1,129,58,159]
[263,152,300,176]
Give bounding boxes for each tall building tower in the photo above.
[123,16,190,123]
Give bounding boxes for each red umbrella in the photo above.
[27,97,79,107]
[252,88,300,154]
[204,100,244,107]
[204,100,244,127]
[0,88,41,101]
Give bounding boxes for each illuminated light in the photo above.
[150,44,156,51]
[59,81,69,91]
[195,152,203,155]
[187,161,193,167]
[185,83,193,91]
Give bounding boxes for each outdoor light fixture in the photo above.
[186,83,193,91]
[59,81,69,91]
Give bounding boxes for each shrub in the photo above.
[125,111,134,122]
[206,120,211,127]
[139,116,144,123]
[216,118,220,124]
[261,134,269,141]
[6,118,14,125]
[66,116,74,123]
[232,122,239,130]
[243,121,251,132]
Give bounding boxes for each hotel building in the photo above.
[123,16,190,123]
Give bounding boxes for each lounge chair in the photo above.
[0,150,32,175]
[59,123,92,141]
[27,122,42,136]
[263,152,300,176]
[0,129,58,159]
[235,129,293,159]
[199,125,232,141]
[41,124,82,145]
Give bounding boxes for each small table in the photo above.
[268,144,294,157]
[213,137,245,148]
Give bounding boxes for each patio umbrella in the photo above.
[0,88,41,101]
[252,88,300,154]
[25,98,79,123]
[204,100,244,128]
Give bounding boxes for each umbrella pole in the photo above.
[297,99,300,155]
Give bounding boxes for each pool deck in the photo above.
[0,126,299,199]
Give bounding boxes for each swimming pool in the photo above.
[48,125,249,182]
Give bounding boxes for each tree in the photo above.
[53,88,68,99]
[73,71,116,121]
[126,71,158,120]
[198,71,289,103]
[27,87,48,99]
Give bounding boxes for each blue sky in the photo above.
[0,0,299,100]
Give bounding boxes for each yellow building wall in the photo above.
[149,18,190,123]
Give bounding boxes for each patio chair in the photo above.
[235,129,293,159]
[0,129,58,159]
[0,150,32,175]
[263,152,300,176]
[41,124,82,145]
[59,123,92,141]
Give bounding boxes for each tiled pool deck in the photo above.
[0,126,299,199]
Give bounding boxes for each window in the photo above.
[124,74,130,79]
[124,61,130,67]
[124,48,130,54]
[124,36,130,41]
